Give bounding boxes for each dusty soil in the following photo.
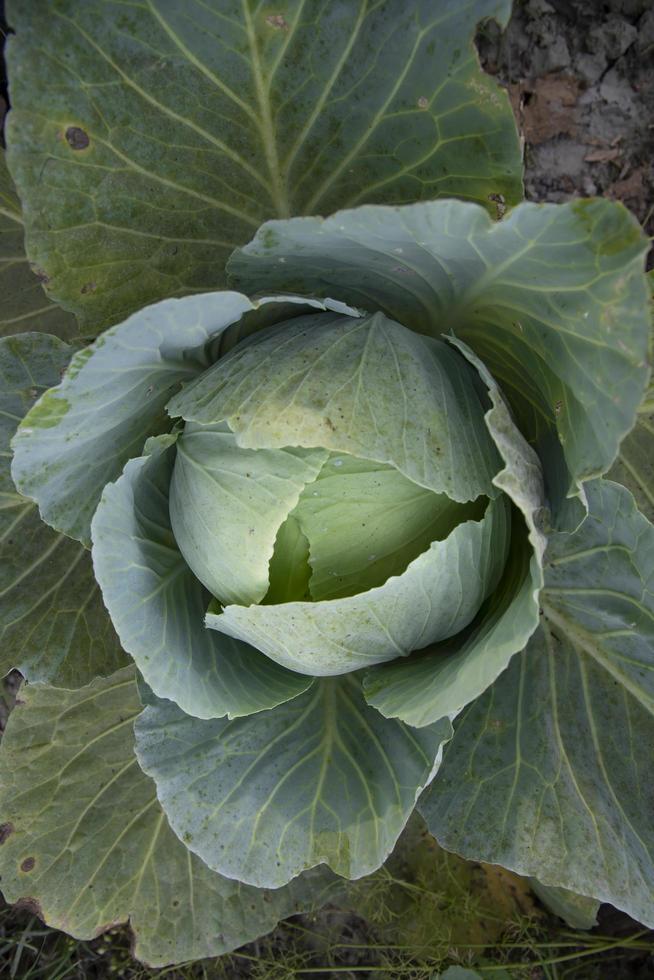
[478,0,654,263]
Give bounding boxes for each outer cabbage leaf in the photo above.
[10,292,251,545]
[0,333,126,685]
[363,338,546,726]
[91,435,312,720]
[419,480,654,928]
[134,675,452,888]
[10,291,339,546]
[608,271,654,522]
[5,0,521,332]
[228,199,650,511]
[0,152,77,339]
[0,667,343,967]
[207,495,509,675]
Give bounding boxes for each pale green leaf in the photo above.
[91,434,312,719]
[11,292,351,547]
[207,494,509,676]
[529,880,599,930]
[169,311,502,502]
[0,153,77,339]
[363,338,546,726]
[5,0,521,332]
[170,421,328,605]
[292,452,484,601]
[10,291,260,545]
[229,199,650,511]
[134,675,452,888]
[419,480,654,928]
[0,333,126,685]
[0,667,343,967]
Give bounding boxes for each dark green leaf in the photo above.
[0,333,126,684]
[5,0,521,332]
[0,667,343,967]
[0,153,77,339]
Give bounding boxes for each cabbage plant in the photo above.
[0,0,653,969]
[3,192,652,940]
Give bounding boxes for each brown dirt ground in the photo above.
[478,0,654,267]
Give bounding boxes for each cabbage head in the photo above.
[9,198,653,920]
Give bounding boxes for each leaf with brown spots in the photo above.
[4,0,522,333]
[0,152,77,339]
[0,667,343,966]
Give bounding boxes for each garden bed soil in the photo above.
[478,0,654,262]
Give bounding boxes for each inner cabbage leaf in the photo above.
[274,451,486,602]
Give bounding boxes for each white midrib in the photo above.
[242,3,290,218]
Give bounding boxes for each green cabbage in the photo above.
[8,197,651,905]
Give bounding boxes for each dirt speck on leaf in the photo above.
[488,192,507,219]
[266,14,288,30]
